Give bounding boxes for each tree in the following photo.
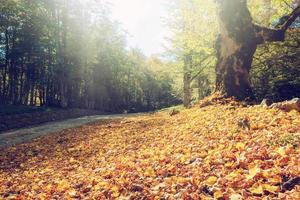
[215,0,300,100]
[167,0,217,107]
[0,0,180,112]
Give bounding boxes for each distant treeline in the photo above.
[0,0,180,112]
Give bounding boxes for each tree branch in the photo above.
[281,5,300,32]
[254,25,285,44]
[254,5,300,44]
[190,58,214,82]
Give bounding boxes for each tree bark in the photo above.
[215,0,257,100]
[215,0,300,100]
[1,29,9,103]
[198,75,210,100]
[59,1,69,108]
[183,54,192,107]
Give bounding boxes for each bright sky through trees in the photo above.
[110,0,169,56]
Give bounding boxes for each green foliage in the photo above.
[248,0,297,26]
[249,1,300,101]
[0,0,180,112]
[252,31,300,101]
[166,0,217,105]
[1,0,299,110]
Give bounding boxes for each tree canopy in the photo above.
[0,0,299,109]
[0,0,180,112]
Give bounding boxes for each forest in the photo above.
[0,0,300,199]
[0,0,180,113]
[1,0,298,112]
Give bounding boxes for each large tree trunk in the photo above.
[215,0,300,100]
[215,0,257,100]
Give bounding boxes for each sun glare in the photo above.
[110,0,169,56]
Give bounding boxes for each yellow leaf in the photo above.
[175,177,190,184]
[236,142,245,150]
[227,170,240,179]
[247,164,260,179]
[32,184,40,191]
[225,162,233,167]
[57,180,70,192]
[205,176,217,186]
[111,185,119,197]
[214,190,223,199]
[69,157,77,164]
[68,189,77,197]
[199,193,210,200]
[94,181,108,190]
[268,176,281,184]
[46,184,53,191]
[263,184,279,193]
[199,151,207,158]
[230,194,243,200]
[7,194,18,199]
[180,155,188,163]
[276,147,286,157]
[144,167,155,177]
[249,184,263,194]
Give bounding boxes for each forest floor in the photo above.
[0,95,299,199]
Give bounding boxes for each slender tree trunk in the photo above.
[24,61,30,105]
[2,29,9,103]
[19,59,25,104]
[34,89,38,105]
[8,29,17,104]
[30,82,35,106]
[183,54,192,107]
[198,76,210,100]
[215,0,300,100]
[58,1,69,108]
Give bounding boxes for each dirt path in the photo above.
[0,114,139,148]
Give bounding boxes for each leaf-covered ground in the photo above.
[1,97,300,199]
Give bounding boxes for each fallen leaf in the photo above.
[205,176,217,186]
[236,142,246,150]
[276,147,286,157]
[249,184,263,195]
[247,164,261,179]
[263,184,279,193]
[230,194,243,200]
[214,190,223,199]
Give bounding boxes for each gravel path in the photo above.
[0,114,138,148]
